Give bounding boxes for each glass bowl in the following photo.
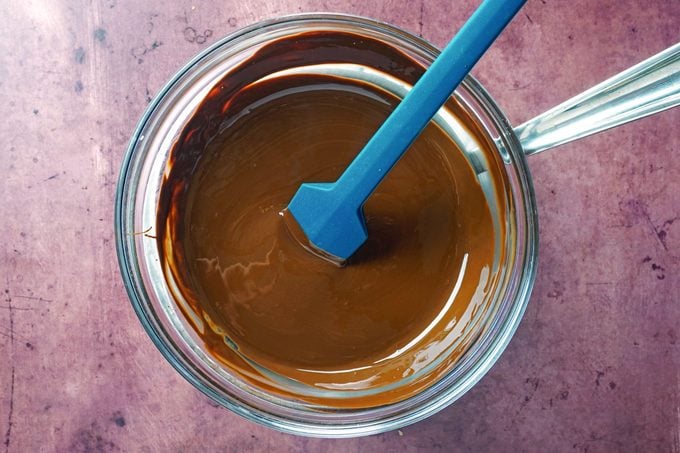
[115,13,538,437]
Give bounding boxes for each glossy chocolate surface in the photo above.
[158,31,507,406]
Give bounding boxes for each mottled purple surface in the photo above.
[1,0,678,451]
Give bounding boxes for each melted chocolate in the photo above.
[158,31,508,407]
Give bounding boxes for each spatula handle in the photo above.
[336,0,527,203]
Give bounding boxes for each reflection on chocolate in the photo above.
[158,31,508,407]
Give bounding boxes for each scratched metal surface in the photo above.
[0,0,678,451]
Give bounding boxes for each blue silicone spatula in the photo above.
[286,0,527,262]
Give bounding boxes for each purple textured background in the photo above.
[1,0,679,451]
